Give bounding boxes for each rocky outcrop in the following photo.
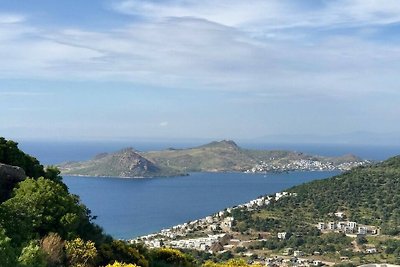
[111,148,161,177]
[59,148,185,178]
[0,163,26,202]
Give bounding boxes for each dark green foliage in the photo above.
[356,235,367,245]
[0,227,17,267]
[149,248,197,267]
[215,251,233,262]
[254,232,351,254]
[0,137,65,203]
[0,137,149,266]
[181,249,212,264]
[97,240,149,267]
[0,177,105,246]
[381,239,400,256]
[43,166,63,183]
[0,137,44,179]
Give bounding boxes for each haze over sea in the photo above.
[18,140,399,239]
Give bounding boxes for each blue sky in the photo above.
[1,0,400,142]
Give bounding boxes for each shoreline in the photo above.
[61,168,347,179]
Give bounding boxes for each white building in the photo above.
[348,221,357,229]
[358,227,367,235]
[317,222,325,230]
[294,250,304,257]
[278,232,287,240]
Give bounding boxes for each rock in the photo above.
[0,163,26,180]
[0,163,26,202]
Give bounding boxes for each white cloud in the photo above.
[159,121,169,127]
[0,13,26,24]
[0,4,399,99]
[112,0,400,30]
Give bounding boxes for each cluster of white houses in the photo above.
[168,234,229,253]
[317,221,379,235]
[130,191,298,252]
[245,159,369,173]
[234,192,297,210]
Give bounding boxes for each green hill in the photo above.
[262,156,400,234]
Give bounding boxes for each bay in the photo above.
[63,171,339,239]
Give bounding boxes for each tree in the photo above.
[97,240,149,267]
[65,238,97,267]
[0,227,16,267]
[18,240,47,267]
[0,137,44,179]
[150,248,196,267]
[1,177,93,245]
[43,166,64,185]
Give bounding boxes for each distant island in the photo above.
[58,140,370,178]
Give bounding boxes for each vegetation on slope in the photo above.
[0,137,196,267]
[267,156,400,234]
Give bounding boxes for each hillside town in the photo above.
[130,192,290,248]
[130,190,383,267]
[245,159,370,173]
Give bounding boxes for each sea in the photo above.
[17,140,400,239]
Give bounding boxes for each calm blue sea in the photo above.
[15,140,400,239]
[63,171,339,239]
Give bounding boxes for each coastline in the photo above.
[129,189,296,243]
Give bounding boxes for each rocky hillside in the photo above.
[142,140,256,172]
[59,148,186,178]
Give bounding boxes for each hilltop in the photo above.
[59,140,369,178]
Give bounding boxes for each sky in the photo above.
[1,0,400,143]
